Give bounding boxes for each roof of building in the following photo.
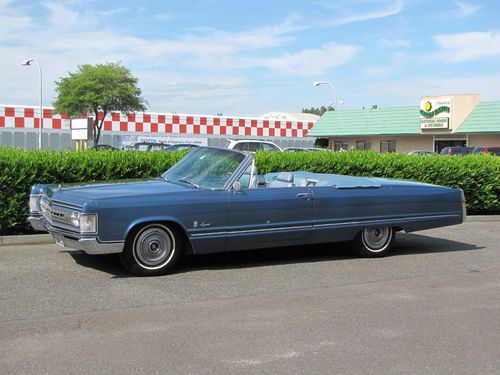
[307,106,420,137]
[259,112,320,122]
[454,101,500,133]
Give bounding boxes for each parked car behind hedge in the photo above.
[472,147,500,156]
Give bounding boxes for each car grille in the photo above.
[39,196,80,232]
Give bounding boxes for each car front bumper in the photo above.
[28,215,124,255]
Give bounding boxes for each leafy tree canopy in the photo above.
[53,62,147,145]
[301,105,335,116]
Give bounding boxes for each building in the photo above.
[259,112,320,123]
[308,94,500,153]
[0,105,317,150]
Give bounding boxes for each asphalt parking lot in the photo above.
[1,221,499,374]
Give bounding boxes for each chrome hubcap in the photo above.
[134,226,174,269]
[362,227,391,252]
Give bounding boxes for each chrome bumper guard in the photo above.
[28,215,123,255]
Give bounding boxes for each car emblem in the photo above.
[193,221,211,228]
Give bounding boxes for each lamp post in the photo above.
[22,58,43,149]
[313,81,337,111]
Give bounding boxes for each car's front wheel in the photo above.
[120,223,181,276]
[351,227,394,257]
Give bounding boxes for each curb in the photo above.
[0,234,53,246]
[465,215,500,222]
[0,216,499,246]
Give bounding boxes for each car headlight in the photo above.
[71,211,81,227]
[29,195,40,213]
[79,213,97,234]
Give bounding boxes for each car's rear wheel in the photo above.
[351,227,394,257]
[120,223,181,276]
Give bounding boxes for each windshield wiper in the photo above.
[178,178,200,189]
[157,175,168,182]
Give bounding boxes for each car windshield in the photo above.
[162,147,247,189]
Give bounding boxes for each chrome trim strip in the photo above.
[313,214,460,228]
[230,225,311,234]
[190,231,227,237]
[189,214,460,238]
[49,198,83,210]
[190,225,311,237]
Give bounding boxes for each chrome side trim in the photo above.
[190,231,227,238]
[191,225,312,237]
[313,214,460,228]
[189,214,461,238]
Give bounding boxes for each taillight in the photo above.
[484,148,489,154]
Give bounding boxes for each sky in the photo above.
[1,0,500,116]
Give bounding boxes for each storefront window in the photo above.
[356,140,371,150]
[380,140,396,153]
[334,141,349,152]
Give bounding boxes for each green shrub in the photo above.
[0,148,186,235]
[256,150,500,215]
[0,147,498,235]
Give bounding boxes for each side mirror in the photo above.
[232,181,243,192]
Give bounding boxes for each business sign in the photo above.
[137,136,208,146]
[420,96,451,129]
[71,118,93,140]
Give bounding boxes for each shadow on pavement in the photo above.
[64,251,129,277]
[64,232,482,277]
[391,233,483,256]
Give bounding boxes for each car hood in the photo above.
[41,178,193,206]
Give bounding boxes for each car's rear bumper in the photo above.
[28,215,124,255]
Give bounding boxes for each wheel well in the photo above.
[125,221,194,255]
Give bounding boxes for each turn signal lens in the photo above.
[29,196,39,213]
[80,214,97,233]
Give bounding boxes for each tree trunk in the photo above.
[93,116,100,145]
[93,111,107,145]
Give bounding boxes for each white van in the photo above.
[225,139,282,152]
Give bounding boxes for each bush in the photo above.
[256,151,500,215]
[0,148,498,235]
[0,148,186,235]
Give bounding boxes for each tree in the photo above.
[301,105,335,116]
[53,62,147,145]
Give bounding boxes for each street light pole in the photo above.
[313,81,337,111]
[22,58,43,149]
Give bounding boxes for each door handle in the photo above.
[296,193,312,200]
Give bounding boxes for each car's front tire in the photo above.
[351,227,394,257]
[120,223,181,276]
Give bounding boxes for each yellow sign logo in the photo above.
[424,101,432,112]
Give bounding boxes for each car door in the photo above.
[226,186,313,251]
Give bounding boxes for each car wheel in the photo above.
[351,227,394,257]
[120,223,181,276]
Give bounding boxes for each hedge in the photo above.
[256,151,500,215]
[1,147,499,235]
[0,148,186,236]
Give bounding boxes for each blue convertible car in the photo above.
[28,147,466,276]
